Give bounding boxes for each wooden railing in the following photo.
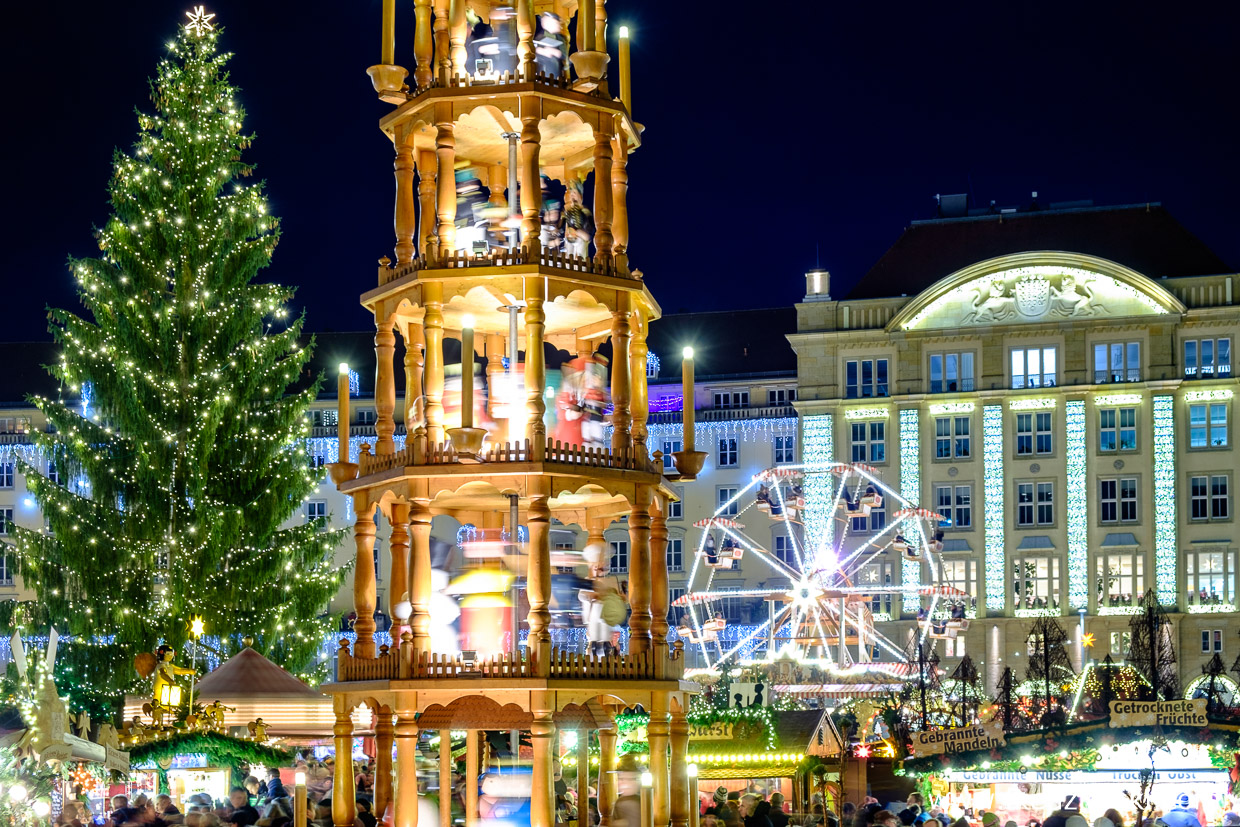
[355,437,656,476]
[336,639,685,683]
[379,244,628,285]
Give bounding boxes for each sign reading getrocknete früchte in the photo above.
[1108,698,1208,728]
[911,720,1006,756]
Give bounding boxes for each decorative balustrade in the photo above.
[379,245,626,285]
[355,437,655,476]
[336,639,685,683]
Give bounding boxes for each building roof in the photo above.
[194,646,323,699]
[849,203,1233,300]
[643,307,797,382]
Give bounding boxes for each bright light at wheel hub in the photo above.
[793,579,823,609]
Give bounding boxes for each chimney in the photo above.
[804,269,831,301]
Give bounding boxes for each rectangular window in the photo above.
[1096,552,1145,608]
[667,538,684,573]
[1013,556,1060,610]
[935,416,971,459]
[0,418,29,434]
[1189,403,1229,448]
[1011,346,1057,389]
[609,540,629,573]
[47,464,61,486]
[0,463,12,489]
[851,501,886,533]
[1099,477,1139,523]
[0,507,11,537]
[668,587,687,623]
[718,487,739,517]
[940,558,978,610]
[774,435,796,464]
[774,535,796,565]
[1037,482,1054,525]
[937,485,954,527]
[0,551,12,587]
[306,500,327,527]
[1015,481,1054,527]
[662,440,681,470]
[1099,407,1137,452]
[355,408,375,425]
[712,391,749,409]
[1184,338,1232,379]
[309,452,327,469]
[928,352,975,394]
[668,489,683,521]
[1187,550,1236,608]
[1203,630,1224,654]
[850,422,886,463]
[942,636,966,658]
[1015,412,1053,456]
[1110,631,1131,659]
[846,359,889,398]
[1093,341,1141,383]
[1191,475,1230,521]
[954,485,972,528]
[1017,483,1034,527]
[860,560,896,615]
[717,438,738,467]
[767,389,797,405]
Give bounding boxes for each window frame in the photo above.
[1183,337,1232,380]
[662,440,682,470]
[667,538,684,573]
[609,539,630,573]
[1099,476,1140,524]
[712,391,749,409]
[716,437,738,468]
[1189,474,1231,522]
[1015,481,1056,528]
[845,358,890,399]
[928,351,976,394]
[1186,549,1236,609]
[774,434,796,465]
[1202,629,1224,654]
[1010,346,1058,390]
[717,487,739,517]
[850,420,887,464]
[1095,549,1145,609]
[934,415,972,461]
[1015,411,1054,457]
[667,487,683,521]
[1188,402,1229,449]
[1012,555,1061,611]
[1092,340,1142,384]
[306,500,328,526]
[0,462,13,489]
[1098,406,1138,453]
[0,506,12,537]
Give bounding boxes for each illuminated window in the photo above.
[1099,407,1137,452]
[1013,556,1060,610]
[1189,403,1228,448]
[774,435,796,464]
[713,391,749,409]
[1202,630,1223,653]
[0,417,30,434]
[939,558,978,608]
[1110,631,1131,658]
[47,464,61,486]
[667,538,684,573]
[1096,551,1144,609]
[936,484,971,529]
[306,500,327,527]
[1011,346,1057,389]
[929,352,975,394]
[1189,475,1229,521]
[1099,477,1138,523]
[0,507,11,537]
[1184,338,1232,379]
[662,440,681,470]
[609,540,629,573]
[850,421,886,463]
[717,487,739,517]
[1015,412,1053,456]
[1093,341,1141,383]
[1187,551,1236,608]
[0,463,12,489]
[846,359,889,398]
[935,416,971,459]
[942,636,966,658]
[311,409,338,427]
[717,438,738,467]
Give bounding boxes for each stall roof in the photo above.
[195,647,323,698]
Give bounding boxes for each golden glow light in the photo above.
[683,346,694,359]
[184,6,216,36]
[190,616,206,638]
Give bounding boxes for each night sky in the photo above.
[3,0,1238,342]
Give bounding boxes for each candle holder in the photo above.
[327,461,359,485]
[447,426,487,459]
[366,64,410,102]
[569,51,609,91]
[670,450,707,480]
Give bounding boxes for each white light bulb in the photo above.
[461,314,476,329]
[683,347,694,359]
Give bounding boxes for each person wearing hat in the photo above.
[1064,816,1089,827]
[980,812,999,827]
[1044,796,1082,827]
[713,788,730,810]
[1162,794,1201,827]
[1220,812,1240,827]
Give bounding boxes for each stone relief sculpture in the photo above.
[1050,273,1105,317]
[962,279,1017,324]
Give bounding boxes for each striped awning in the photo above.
[693,517,745,529]
[775,683,904,698]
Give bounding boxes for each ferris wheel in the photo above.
[671,462,968,670]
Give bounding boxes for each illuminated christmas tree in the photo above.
[1126,589,1179,701]
[10,12,347,714]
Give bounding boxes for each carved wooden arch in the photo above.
[548,479,638,508]
[418,697,534,730]
[554,703,599,731]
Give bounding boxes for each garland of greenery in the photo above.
[129,731,293,793]
[899,719,1240,776]
[615,705,781,754]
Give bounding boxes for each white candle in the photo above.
[381,0,395,65]
[682,347,695,453]
[461,315,475,429]
[337,363,350,463]
[618,27,631,113]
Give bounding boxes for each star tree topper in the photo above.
[185,5,216,36]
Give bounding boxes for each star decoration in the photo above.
[1081,632,1096,648]
[185,6,216,36]
[189,616,206,638]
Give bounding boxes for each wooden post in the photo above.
[332,700,357,827]
[485,334,507,442]
[395,141,417,264]
[433,0,450,84]
[627,483,653,655]
[435,103,457,252]
[530,700,556,827]
[516,0,536,81]
[376,316,398,456]
[389,502,411,640]
[650,494,669,667]
[394,712,420,827]
[414,0,433,88]
[592,125,614,265]
[610,294,632,455]
[528,477,553,668]
[525,281,547,454]
[649,694,670,827]
[598,726,617,827]
[448,0,468,80]
[670,706,689,827]
[438,729,453,827]
[577,730,590,820]
[411,489,433,655]
[352,502,378,658]
[465,730,480,827]
[519,105,543,254]
[630,309,649,460]
[611,130,629,270]
[417,150,438,260]
[375,708,395,820]
[403,323,425,429]
[423,282,446,446]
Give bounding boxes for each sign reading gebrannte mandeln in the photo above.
[912,720,1005,756]
[1108,698,1208,728]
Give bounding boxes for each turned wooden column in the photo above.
[395,140,417,264]
[670,705,690,827]
[417,150,438,259]
[423,282,446,445]
[649,692,671,827]
[650,494,669,665]
[609,294,632,455]
[519,109,543,253]
[465,730,480,827]
[394,711,420,827]
[375,316,398,456]
[438,729,452,827]
[485,333,507,442]
[435,104,457,252]
[375,707,395,820]
[486,165,507,210]
[577,730,590,818]
[448,0,468,79]
[433,0,450,83]
[525,282,547,454]
[627,483,653,655]
[414,0,433,89]
[528,476,553,668]
[530,696,556,827]
[516,0,536,81]
[410,490,433,655]
[403,323,425,428]
[332,700,357,827]
[611,130,629,270]
[598,725,617,827]
[595,0,607,55]
[592,125,614,265]
[353,501,379,658]
[389,501,411,640]
[630,309,649,459]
